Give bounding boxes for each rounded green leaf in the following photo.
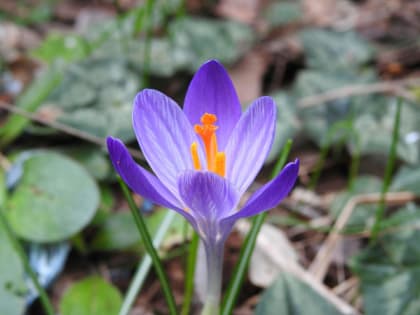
[60,276,122,315]
[0,224,26,315]
[91,212,141,251]
[255,273,343,315]
[7,151,99,242]
[91,209,186,251]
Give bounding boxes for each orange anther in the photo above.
[190,142,201,170]
[201,113,217,125]
[191,113,226,177]
[215,152,225,177]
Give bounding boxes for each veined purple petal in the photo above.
[222,159,299,223]
[107,137,198,229]
[183,60,242,149]
[225,96,276,195]
[133,89,203,195]
[178,171,239,240]
[107,137,181,209]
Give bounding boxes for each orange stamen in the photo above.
[215,152,225,177]
[192,113,226,177]
[190,142,201,170]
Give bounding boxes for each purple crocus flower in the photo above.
[107,60,299,314]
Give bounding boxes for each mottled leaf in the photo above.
[352,206,420,315]
[0,219,26,315]
[6,151,99,242]
[60,276,122,315]
[255,272,344,315]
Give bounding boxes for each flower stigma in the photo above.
[191,113,225,177]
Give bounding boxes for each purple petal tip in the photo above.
[202,59,223,67]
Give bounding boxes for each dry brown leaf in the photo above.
[228,51,269,105]
[243,221,298,287]
[302,0,357,29]
[235,219,359,315]
[0,22,40,61]
[216,0,261,24]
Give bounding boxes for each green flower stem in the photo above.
[0,209,55,315]
[221,139,293,315]
[221,213,266,315]
[201,241,224,315]
[118,178,178,315]
[181,230,200,315]
[272,139,293,177]
[201,300,220,315]
[119,210,176,315]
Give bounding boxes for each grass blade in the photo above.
[370,99,402,242]
[0,67,62,148]
[181,231,200,315]
[119,210,176,315]
[0,209,55,315]
[221,139,293,315]
[118,178,178,315]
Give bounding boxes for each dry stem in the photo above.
[0,100,144,160]
[309,191,417,281]
[297,77,420,108]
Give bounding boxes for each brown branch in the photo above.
[236,220,360,315]
[309,191,417,281]
[297,77,420,108]
[0,101,144,160]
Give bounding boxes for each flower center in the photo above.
[190,113,225,177]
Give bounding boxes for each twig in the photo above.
[309,191,417,281]
[0,101,144,160]
[236,220,360,315]
[297,77,420,108]
[0,152,11,171]
[333,277,359,296]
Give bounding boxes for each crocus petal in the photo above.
[107,137,198,228]
[183,60,242,149]
[178,171,240,240]
[133,89,202,195]
[107,137,181,209]
[225,96,276,195]
[222,159,299,223]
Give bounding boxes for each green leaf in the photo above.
[379,203,420,232]
[0,67,62,147]
[266,92,299,163]
[353,100,420,164]
[91,212,140,251]
[6,151,99,242]
[61,146,111,181]
[351,206,420,315]
[330,176,382,232]
[60,276,122,315]
[91,209,186,251]
[41,57,140,142]
[264,1,301,27]
[391,166,420,195]
[299,29,373,72]
[91,186,115,226]
[31,33,90,64]
[0,223,26,315]
[169,17,254,72]
[296,70,420,163]
[295,70,376,147]
[255,273,343,315]
[101,16,255,78]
